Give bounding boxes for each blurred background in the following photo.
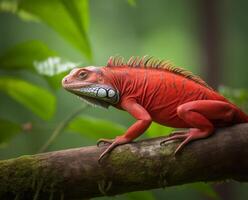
[1,0,248,199]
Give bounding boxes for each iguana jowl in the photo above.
[62,56,248,161]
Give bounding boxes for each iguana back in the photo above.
[102,56,247,128]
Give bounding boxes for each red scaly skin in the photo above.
[62,57,248,162]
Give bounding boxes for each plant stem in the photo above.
[38,106,87,153]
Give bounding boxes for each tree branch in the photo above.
[1,124,248,200]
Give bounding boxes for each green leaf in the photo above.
[0,119,21,145]
[188,182,220,200]
[0,41,78,89]
[0,77,56,120]
[19,0,92,59]
[0,40,56,71]
[67,116,125,140]
[0,0,39,22]
[61,0,89,31]
[146,122,174,138]
[0,0,18,13]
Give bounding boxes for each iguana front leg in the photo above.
[98,99,152,162]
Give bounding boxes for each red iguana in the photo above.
[62,56,248,161]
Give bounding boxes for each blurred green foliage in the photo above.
[219,86,248,112]
[147,122,174,138]
[0,0,248,199]
[68,115,125,140]
[0,40,56,70]
[0,118,21,146]
[0,77,56,119]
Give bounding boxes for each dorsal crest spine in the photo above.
[107,55,213,90]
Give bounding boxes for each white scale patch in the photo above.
[97,88,107,97]
[108,89,115,97]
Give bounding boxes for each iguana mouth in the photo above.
[68,84,120,108]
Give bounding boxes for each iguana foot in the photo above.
[98,136,130,163]
[160,128,211,155]
[160,132,188,154]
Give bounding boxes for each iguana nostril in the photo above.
[62,78,68,83]
[62,77,69,87]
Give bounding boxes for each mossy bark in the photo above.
[1,124,248,200]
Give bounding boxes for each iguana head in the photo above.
[62,66,119,108]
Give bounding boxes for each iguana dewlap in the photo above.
[62,56,248,161]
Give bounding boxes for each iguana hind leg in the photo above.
[161,100,236,154]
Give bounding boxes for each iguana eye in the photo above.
[78,71,88,80]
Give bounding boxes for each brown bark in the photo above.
[198,0,222,89]
[1,123,248,200]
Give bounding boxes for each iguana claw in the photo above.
[97,136,130,164]
[97,138,114,147]
[98,142,118,163]
[160,130,188,147]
